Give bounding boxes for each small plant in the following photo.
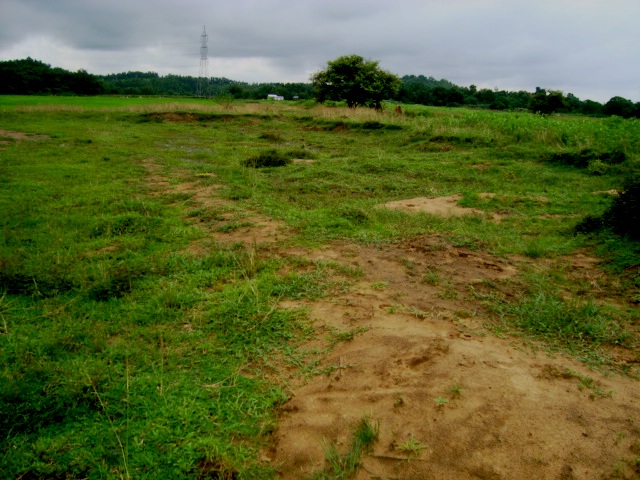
[438,286,458,300]
[395,435,428,459]
[422,268,441,285]
[328,326,369,345]
[312,416,379,480]
[370,281,389,290]
[447,384,463,399]
[563,369,614,399]
[434,397,449,408]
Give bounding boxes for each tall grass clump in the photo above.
[312,416,379,480]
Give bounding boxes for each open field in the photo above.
[1,96,640,479]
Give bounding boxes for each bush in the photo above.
[576,174,640,240]
[548,148,626,169]
[242,149,291,168]
[608,176,640,240]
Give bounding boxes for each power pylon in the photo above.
[197,26,209,97]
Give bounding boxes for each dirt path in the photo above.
[143,160,640,479]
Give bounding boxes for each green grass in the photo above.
[1,95,639,477]
[311,416,379,480]
[489,271,635,366]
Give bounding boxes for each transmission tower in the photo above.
[197,26,209,97]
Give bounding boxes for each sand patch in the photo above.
[381,194,501,221]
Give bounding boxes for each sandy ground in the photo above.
[143,162,640,480]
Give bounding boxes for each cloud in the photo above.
[1,0,639,102]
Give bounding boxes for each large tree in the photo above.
[528,88,567,114]
[310,54,401,109]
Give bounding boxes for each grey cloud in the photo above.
[1,0,639,102]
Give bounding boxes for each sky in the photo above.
[1,0,639,103]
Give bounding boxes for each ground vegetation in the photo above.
[1,96,640,479]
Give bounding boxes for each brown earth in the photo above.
[143,160,640,480]
[0,129,49,145]
[381,194,493,219]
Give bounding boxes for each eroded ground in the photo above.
[144,160,640,480]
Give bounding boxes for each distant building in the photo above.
[267,94,284,101]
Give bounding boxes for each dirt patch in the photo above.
[0,129,49,145]
[381,194,501,221]
[593,190,620,196]
[268,240,640,479]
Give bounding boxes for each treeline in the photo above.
[398,76,640,118]
[0,58,314,100]
[0,58,104,95]
[100,71,315,100]
[2,58,640,118]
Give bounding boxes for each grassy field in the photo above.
[1,96,639,478]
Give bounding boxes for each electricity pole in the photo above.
[197,26,209,97]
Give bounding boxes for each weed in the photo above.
[434,397,449,408]
[394,434,428,459]
[328,326,369,345]
[447,384,463,398]
[421,267,441,285]
[312,416,379,480]
[438,285,459,300]
[559,369,614,399]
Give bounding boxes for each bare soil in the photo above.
[0,129,49,145]
[144,161,640,480]
[269,241,640,480]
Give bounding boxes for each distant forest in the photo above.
[2,57,639,118]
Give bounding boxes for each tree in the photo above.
[310,54,401,109]
[603,96,635,118]
[528,88,567,114]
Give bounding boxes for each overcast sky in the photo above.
[1,0,639,103]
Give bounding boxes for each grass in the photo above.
[490,270,634,366]
[311,416,379,480]
[1,95,639,477]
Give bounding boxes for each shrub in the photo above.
[548,148,626,169]
[608,175,640,240]
[242,149,291,168]
[576,174,640,240]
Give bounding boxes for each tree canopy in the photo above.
[310,54,401,109]
[0,58,104,95]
